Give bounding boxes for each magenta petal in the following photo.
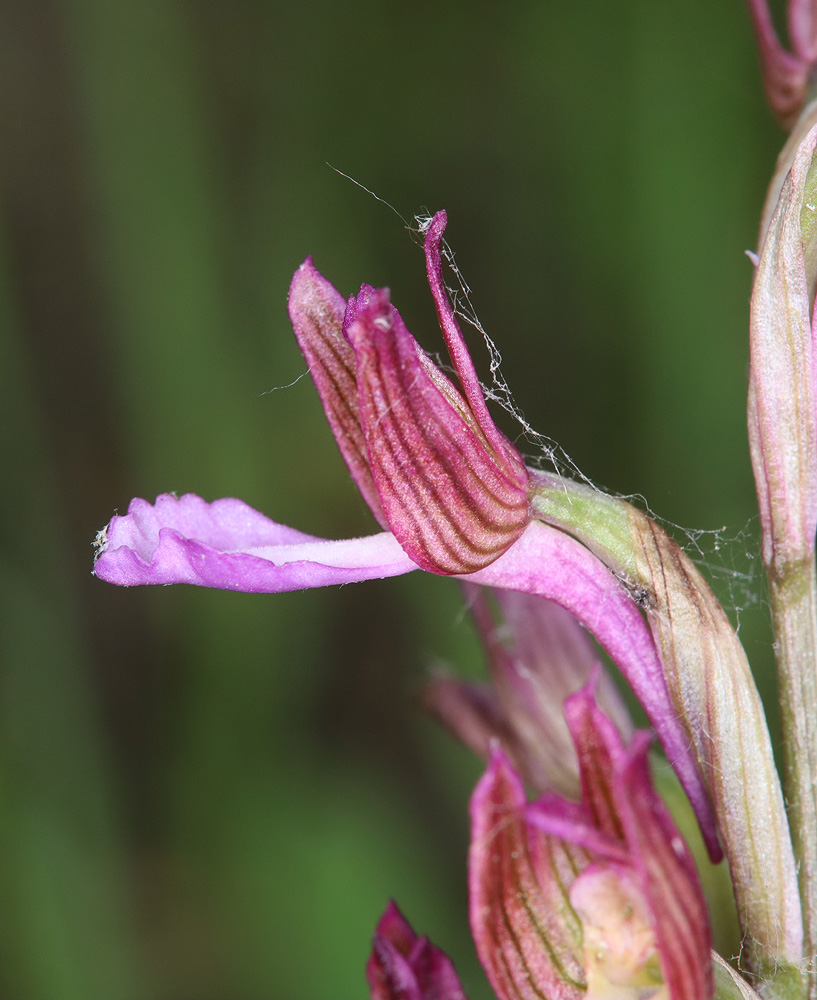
[566,688,713,1000]
[93,494,416,592]
[408,939,468,1000]
[461,586,632,798]
[347,289,529,575]
[288,259,386,524]
[465,521,721,862]
[371,901,418,958]
[526,796,629,864]
[789,0,817,60]
[564,687,631,840]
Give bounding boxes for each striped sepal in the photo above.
[347,289,529,574]
[469,749,586,1000]
[288,258,386,525]
[527,688,714,1000]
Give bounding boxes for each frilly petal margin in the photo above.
[92,494,417,592]
[465,520,721,862]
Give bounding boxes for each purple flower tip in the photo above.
[367,902,468,1000]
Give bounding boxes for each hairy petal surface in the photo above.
[93,494,416,591]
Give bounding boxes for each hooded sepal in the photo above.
[347,284,530,574]
[290,211,530,576]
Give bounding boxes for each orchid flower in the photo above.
[529,471,802,977]
[93,211,717,860]
[366,686,762,1000]
[469,684,713,1000]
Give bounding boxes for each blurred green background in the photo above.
[0,1,788,997]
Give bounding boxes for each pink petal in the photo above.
[614,735,713,1000]
[407,939,468,1000]
[563,686,630,841]
[463,586,632,798]
[789,0,817,61]
[93,494,416,592]
[525,796,629,864]
[368,939,423,1000]
[371,901,417,958]
[529,688,713,1000]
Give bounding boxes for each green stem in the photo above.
[769,557,817,994]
